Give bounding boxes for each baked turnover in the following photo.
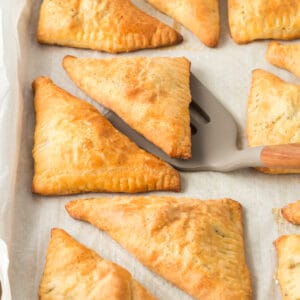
[229,0,300,44]
[267,42,300,79]
[146,0,220,47]
[32,77,180,195]
[66,196,252,300]
[39,229,156,299]
[63,56,192,159]
[282,200,300,225]
[274,235,300,300]
[37,0,182,53]
[247,69,300,174]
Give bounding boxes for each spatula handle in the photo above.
[261,144,300,168]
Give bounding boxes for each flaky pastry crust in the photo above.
[146,0,220,47]
[274,235,300,300]
[66,196,252,300]
[229,0,300,44]
[282,200,300,225]
[39,229,156,300]
[32,77,180,195]
[63,55,192,159]
[247,69,300,174]
[267,42,300,79]
[37,0,182,53]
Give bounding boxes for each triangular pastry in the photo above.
[267,42,300,79]
[229,0,300,44]
[146,0,220,47]
[274,235,300,300]
[32,77,180,195]
[37,0,182,53]
[282,200,300,225]
[66,196,252,300]
[39,228,156,300]
[63,56,192,159]
[247,69,300,174]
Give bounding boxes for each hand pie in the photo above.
[247,69,300,174]
[39,228,156,300]
[146,0,220,47]
[282,200,300,225]
[274,235,300,300]
[267,42,300,79]
[32,77,180,195]
[63,56,192,159]
[37,0,182,53]
[229,0,300,44]
[66,196,252,300]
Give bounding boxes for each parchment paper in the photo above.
[1,0,300,299]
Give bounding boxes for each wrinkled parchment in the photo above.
[1,1,300,299]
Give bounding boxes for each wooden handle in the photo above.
[261,144,300,168]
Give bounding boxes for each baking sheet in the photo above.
[1,0,300,299]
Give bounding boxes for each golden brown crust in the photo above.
[282,200,300,225]
[274,235,300,300]
[32,77,180,195]
[247,69,300,174]
[66,196,252,300]
[229,0,300,44]
[39,228,157,300]
[267,42,300,79]
[63,55,192,159]
[37,0,182,53]
[146,0,220,47]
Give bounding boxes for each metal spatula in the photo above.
[106,74,300,172]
